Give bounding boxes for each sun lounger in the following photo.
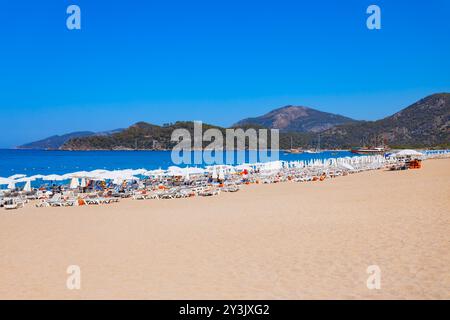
[3,198,25,210]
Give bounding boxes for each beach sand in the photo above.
[1,159,449,299]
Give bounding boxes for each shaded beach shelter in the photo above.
[211,167,218,180]
[23,180,32,192]
[166,166,185,177]
[8,174,27,180]
[88,169,109,175]
[16,177,36,192]
[144,169,165,177]
[80,178,87,188]
[64,171,90,179]
[218,168,225,180]
[394,149,423,158]
[7,180,16,190]
[235,164,252,172]
[187,167,205,175]
[43,174,65,181]
[0,177,14,189]
[70,177,80,189]
[131,168,147,175]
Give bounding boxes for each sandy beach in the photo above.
[0,158,449,300]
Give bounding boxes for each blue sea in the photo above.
[0,149,359,178]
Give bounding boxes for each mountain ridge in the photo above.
[17,129,124,150]
[319,93,450,148]
[18,93,450,150]
[234,105,358,133]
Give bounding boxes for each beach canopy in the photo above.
[23,180,32,192]
[63,171,90,179]
[186,167,206,175]
[70,177,80,189]
[218,168,225,180]
[394,149,424,157]
[8,174,26,180]
[43,174,65,181]
[0,177,13,185]
[166,166,185,176]
[7,180,16,190]
[15,177,36,183]
[144,169,165,177]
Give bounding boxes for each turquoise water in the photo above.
[0,149,358,178]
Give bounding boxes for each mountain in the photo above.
[319,93,450,149]
[18,129,124,150]
[18,131,96,150]
[234,105,358,133]
[61,122,226,150]
[25,93,450,151]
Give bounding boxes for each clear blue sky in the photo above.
[0,0,449,147]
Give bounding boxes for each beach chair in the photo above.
[3,198,25,210]
[46,194,65,207]
[132,191,147,200]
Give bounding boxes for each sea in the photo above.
[0,149,360,178]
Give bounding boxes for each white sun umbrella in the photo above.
[184,170,190,181]
[8,174,26,180]
[64,171,90,179]
[218,168,225,180]
[43,174,65,181]
[235,164,252,171]
[7,180,16,190]
[0,177,13,185]
[394,149,424,157]
[80,177,87,187]
[166,166,184,176]
[86,169,110,178]
[144,169,165,177]
[186,167,206,175]
[131,168,147,175]
[23,180,32,192]
[116,169,146,177]
[70,177,80,189]
[16,176,36,182]
[212,167,218,179]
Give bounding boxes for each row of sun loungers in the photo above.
[3,155,425,211]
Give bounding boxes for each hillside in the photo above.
[18,129,124,150]
[18,131,96,150]
[234,105,357,132]
[42,93,450,151]
[319,93,450,149]
[61,122,227,150]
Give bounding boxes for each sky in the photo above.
[0,0,449,147]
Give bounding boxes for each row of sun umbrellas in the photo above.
[0,151,426,191]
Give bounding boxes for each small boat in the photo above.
[351,146,389,155]
[304,149,320,154]
[304,134,321,154]
[285,137,303,154]
[286,148,303,154]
